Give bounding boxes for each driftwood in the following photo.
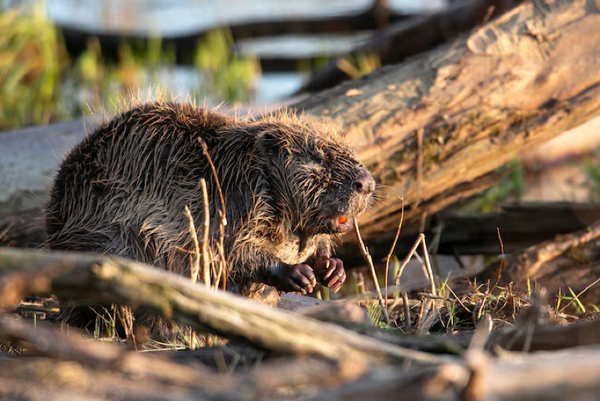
[468,217,600,307]
[0,316,347,401]
[2,246,598,356]
[0,120,89,218]
[431,202,600,256]
[337,202,600,265]
[3,346,600,401]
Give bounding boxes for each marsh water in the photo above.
[8,0,446,102]
[45,0,444,36]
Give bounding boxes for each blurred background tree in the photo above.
[0,1,264,129]
[0,0,459,130]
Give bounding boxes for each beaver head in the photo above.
[247,113,375,236]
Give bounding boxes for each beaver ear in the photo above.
[256,129,281,159]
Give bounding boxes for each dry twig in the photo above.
[184,205,201,284]
[384,197,404,305]
[401,291,411,331]
[198,180,211,287]
[395,234,437,296]
[420,236,437,297]
[558,276,600,314]
[353,220,391,325]
[198,138,228,290]
[395,235,423,287]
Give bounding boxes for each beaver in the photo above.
[45,101,375,338]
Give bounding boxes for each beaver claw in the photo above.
[315,257,346,293]
[267,258,346,295]
[267,263,317,295]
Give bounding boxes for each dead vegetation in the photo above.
[1,0,600,399]
[0,195,599,399]
[0,231,598,400]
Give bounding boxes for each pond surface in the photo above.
[46,0,445,36]
[8,0,447,101]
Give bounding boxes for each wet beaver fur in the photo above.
[45,101,375,339]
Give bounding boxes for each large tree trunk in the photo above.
[0,120,88,247]
[2,0,600,257]
[293,0,600,246]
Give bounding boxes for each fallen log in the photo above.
[431,202,600,256]
[317,345,600,401]
[0,316,346,401]
[0,249,599,399]
[495,218,600,284]
[469,217,600,307]
[294,0,600,244]
[0,247,450,366]
[492,318,600,352]
[0,316,226,383]
[3,296,600,401]
[0,119,89,219]
[337,202,600,266]
[3,328,599,400]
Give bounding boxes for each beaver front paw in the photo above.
[266,263,317,295]
[314,257,346,293]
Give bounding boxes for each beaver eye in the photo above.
[314,155,326,165]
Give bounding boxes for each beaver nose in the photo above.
[352,171,375,194]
